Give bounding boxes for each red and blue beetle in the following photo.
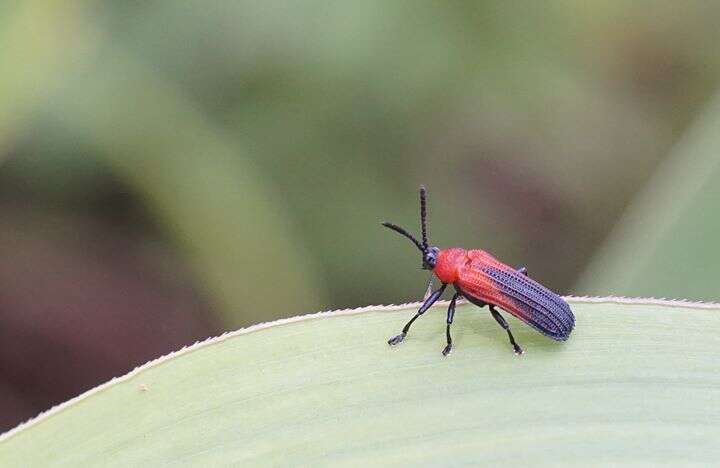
[383,186,574,356]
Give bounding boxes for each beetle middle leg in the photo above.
[388,283,447,346]
[442,293,460,356]
[489,305,524,355]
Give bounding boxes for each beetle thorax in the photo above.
[433,248,467,284]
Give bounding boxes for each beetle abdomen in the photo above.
[480,266,575,340]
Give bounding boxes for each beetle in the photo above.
[382,186,574,356]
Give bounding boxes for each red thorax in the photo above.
[433,248,467,284]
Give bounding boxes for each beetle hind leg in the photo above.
[489,305,524,355]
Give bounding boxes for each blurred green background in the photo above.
[2,0,720,432]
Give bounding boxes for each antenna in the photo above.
[419,185,428,251]
[381,222,425,253]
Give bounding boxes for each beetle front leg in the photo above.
[442,293,459,356]
[422,275,434,301]
[388,283,447,346]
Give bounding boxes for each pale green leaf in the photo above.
[2,298,720,466]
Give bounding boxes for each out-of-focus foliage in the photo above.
[1,0,720,431]
[0,0,89,153]
[46,52,326,328]
[578,92,720,301]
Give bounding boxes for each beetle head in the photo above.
[422,246,440,270]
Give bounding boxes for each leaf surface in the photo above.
[2,298,719,466]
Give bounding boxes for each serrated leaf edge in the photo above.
[1,295,718,442]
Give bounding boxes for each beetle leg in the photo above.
[489,305,524,355]
[388,283,447,346]
[517,266,528,276]
[442,293,460,356]
[422,275,434,301]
